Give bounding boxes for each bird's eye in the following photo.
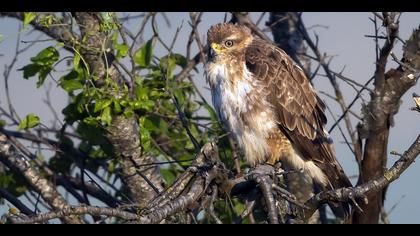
[224,40,234,47]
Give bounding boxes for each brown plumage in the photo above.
[205,23,352,218]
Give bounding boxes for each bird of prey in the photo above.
[205,23,352,217]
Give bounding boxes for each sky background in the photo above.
[0,12,419,223]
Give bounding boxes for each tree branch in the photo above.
[0,12,79,53]
[72,12,164,205]
[305,134,420,218]
[0,188,34,216]
[4,205,138,224]
[354,18,420,224]
[0,133,83,224]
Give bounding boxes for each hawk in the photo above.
[205,23,352,217]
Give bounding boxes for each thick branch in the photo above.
[355,21,420,224]
[137,142,223,224]
[0,133,83,224]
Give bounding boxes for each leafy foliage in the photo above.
[134,38,154,68]
[18,113,40,130]
[22,12,36,27]
[3,13,247,224]
[19,46,60,88]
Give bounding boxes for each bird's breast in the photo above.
[205,62,278,166]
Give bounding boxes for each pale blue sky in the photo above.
[0,12,419,223]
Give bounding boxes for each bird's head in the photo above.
[206,23,253,62]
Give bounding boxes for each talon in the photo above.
[350,197,364,213]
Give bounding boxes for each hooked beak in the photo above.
[208,43,221,60]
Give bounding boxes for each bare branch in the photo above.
[374,12,399,89]
[305,135,420,217]
[231,12,272,43]
[5,205,138,224]
[0,188,34,216]
[0,133,83,224]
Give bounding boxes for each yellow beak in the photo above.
[210,43,222,54]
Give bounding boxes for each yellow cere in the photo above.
[211,43,222,53]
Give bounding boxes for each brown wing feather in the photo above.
[245,38,351,189]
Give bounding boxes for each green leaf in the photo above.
[110,31,119,45]
[0,174,13,188]
[113,100,122,113]
[134,38,154,67]
[60,79,83,93]
[83,117,99,126]
[36,68,51,88]
[57,133,74,147]
[19,46,60,88]
[143,115,168,132]
[77,122,111,150]
[135,86,148,101]
[62,93,87,124]
[185,139,195,150]
[0,34,4,42]
[134,76,142,86]
[166,53,187,68]
[123,109,134,118]
[142,100,155,111]
[73,53,80,68]
[100,106,112,126]
[31,46,59,66]
[107,161,115,173]
[115,43,129,59]
[160,168,176,185]
[160,56,177,78]
[174,90,185,108]
[94,99,112,113]
[23,12,37,27]
[59,70,83,93]
[149,69,161,79]
[20,64,41,79]
[18,113,40,130]
[55,42,65,48]
[139,124,151,150]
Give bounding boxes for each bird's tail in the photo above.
[320,163,353,222]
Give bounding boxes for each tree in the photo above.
[0,12,419,224]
